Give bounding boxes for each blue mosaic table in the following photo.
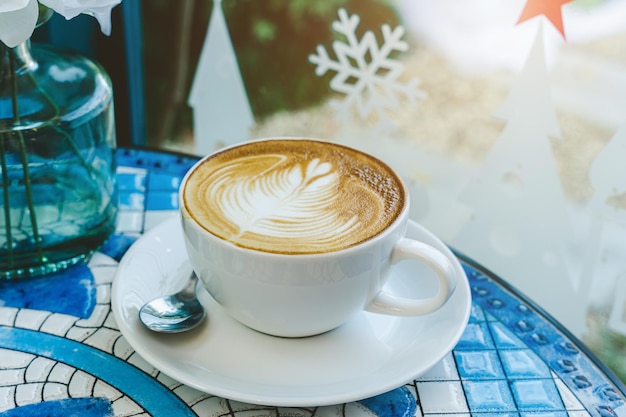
[1,147,625,417]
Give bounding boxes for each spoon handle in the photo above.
[181,272,199,298]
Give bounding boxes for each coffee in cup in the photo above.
[183,139,404,254]
[180,138,459,337]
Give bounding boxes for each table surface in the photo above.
[0,147,624,417]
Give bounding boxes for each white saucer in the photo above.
[111,216,471,407]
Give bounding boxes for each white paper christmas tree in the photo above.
[188,0,254,155]
[585,126,626,335]
[453,23,585,334]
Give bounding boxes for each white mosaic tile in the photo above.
[0,369,25,386]
[568,411,593,417]
[68,370,96,397]
[126,351,159,375]
[65,326,97,342]
[554,375,585,410]
[1,349,34,368]
[89,252,118,268]
[94,380,123,402]
[103,310,119,330]
[25,357,55,383]
[345,402,382,417]
[42,382,68,401]
[83,327,121,352]
[416,381,469,414]
[111,395,144,416]
[0,386,17,411]
[0,307,18,326]
[192,396,225,416]
[15,382,43,406]
[227,405,277,417]
[116,210,145,233]
[416,353,459,382]
[172,384,211,405]
[144,210,177,231]
[39,314,78,336]
[48,363,75,383]
[96,284,112,304]
[156,372,184,390]
[15,309,50,330]
[90,265,117,286]
[223,398,254,414]
[112,335,135,360]
[76,304,110,328]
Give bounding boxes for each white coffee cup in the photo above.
[179,138,459,337]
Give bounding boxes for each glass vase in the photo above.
[0,39,118,279]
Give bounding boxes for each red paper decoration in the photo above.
[517,0,574,38]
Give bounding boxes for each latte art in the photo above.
[215,157,360,243]
[183,140,405,254]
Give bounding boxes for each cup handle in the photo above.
[365,238,458,316]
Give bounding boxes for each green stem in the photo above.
[19,43,62,118]
[8,48,43,262]
[11,43,103,185]
[0,135,13,268]
[54,124,106,184]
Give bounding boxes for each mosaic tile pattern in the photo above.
[0,148,625,417]
[463,259,626,417]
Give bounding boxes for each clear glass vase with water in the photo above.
[0,40,117,279]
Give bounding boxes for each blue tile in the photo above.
[116,148,197,177]
[118,192,145,210]
[484,311,499,321]
[147,172,182,191]
[490,321,526,349]
[145,191,179,210]
[455,322,494,350]
[520,413,567,417]
[510,380,564,411]
[464,380,516,412]
[455,351,505,380]
[500,350,551,379]
[473,414,519,417]
[0,398,113,417]
[100,234,139,262]
[359,386,416,417]
[116,170,147,192]
[596,385,623,403]
[461,256,626,415]
[0,263,95,319]
[469,302,486,322]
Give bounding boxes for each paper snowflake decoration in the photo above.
[309,8,426,129]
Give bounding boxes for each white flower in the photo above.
[41,0,122,36]
[0,0,121,48]
[0,0,39,48]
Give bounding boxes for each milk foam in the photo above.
[183,140,404,254]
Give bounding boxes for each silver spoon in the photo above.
[139,272,206,333]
